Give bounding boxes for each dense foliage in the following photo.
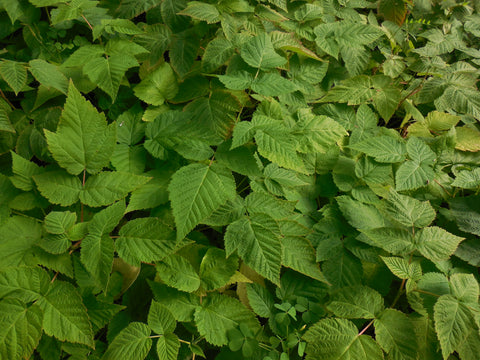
[1,0,480,359]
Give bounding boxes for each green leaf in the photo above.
[455,127,480,152]
[79,171,150,207]
[0,60,27,95]
[156,333,180,360]
[452,168,480,189]
[0,299,43,360]
[199,248,238,291]
[102,322,152,360]
[29,59,68,94]
[449,273,479,304]
[202,37,235,72]
[327,285,384,319]
[448,196,480,236]
[374,309,417,360]
[395,160,435,191]
[134,63,178,106]
[378,0,407,25]
[0,217,42,268]
[349,136,406,163]
[33,171,82,206]
[381,256,422,280]
[126,170,171,213]
[116,218,178,266]
[149,282,200,322]
[434,294,478,359]
[303,318,383,360]
[246,283,274,318]
[361,228,414,255]
[382,189,436,228]
[251,72,297,96]
[336,195,385,230]
[168,163,236,241]
[10,151,44,191]
[37,281,94,347]
[281,236,325,282]
[44,211,76,235]
[157,254,200,292]
[0,266,50,302]
[179,1,220,23]
[224,213,282,285]
[148,301,176,335]
[45,82,116,175]
[194,293,260,346]
[240,33,286,70]
[416,226,464,262]
[169,30,199,78]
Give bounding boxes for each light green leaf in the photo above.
[361,227,414,255]
[0,266,50,302]
[374,309,417,360]
[102,322,152,360]
[434,294,478,359]
[382,189,436,228]
[416,226,464,262]
[406,137,436,164]
[395,160,435,191]
[45,82,116,175]
[38,281,94,347]
[0,217,42,269]
[156,333,180,360]
[29,59,68,94]
[33,171,82,206]
[44,211,76,235]
[179,1,220,23]
[0,299,43,360]
[245,192,295,219]
[354,156,391,184]
[241,33,286,70]
[111,144,146,175]
[449,274,479,304]
[246,283,274,318]
[157,254,200,293]
[349,136,406,163]
[194,293,260,346]
[79,171,150,207]
[80,234,114,290]
[149,282,201,322]
[381,256,422,280]
[0,60,27,95]
[336,195,385,230]
[452,168,480,189]
[10,151,44,191]
[320,75,375,104]
[168,163,236,241]
[148,301,176,335]
[455,127,480,152]
[116,218,178,266]
[199,248,238,291]
[126,170,171,213]
[134,63,178,106]
[224,213,282,285]
[251,72,297,96]
[303,318,383,360]
[328,285,384,319]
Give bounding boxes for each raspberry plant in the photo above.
[1,0,480,359]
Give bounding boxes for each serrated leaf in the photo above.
[148,301,176,335]
[168,163,236,241]
[199,248,238,291]
[455,127,480,152]
[0,60,27,95]
[45,82,116,175]
[224,213,282,285]
[179,1,220,23]
[169,30,199,78]
[246,283,274,318]
[102,322,152,360]
[0,299,43,360]
[33,171,82,206]
[126,170,171,213]
[10,151,44,191]
[452,168,480,189]
[194,293,260,346]
[374,309,417,360]
[116,218,178,266]
[0,217,42,268]
[80,171,150,207]
[395,160,435,191]
[416,226,464,262]
[80,234,114,290]
[29,59,68,94]
[202,37,235,72]
[251,72,297,96]
[149,282,201,322]
[37,281,94,347]
[449,273,479,304]
[303,318,383,360]
[0,266,50,302]
[434,294,478,359]
[361,227,414,255]
[134,63,178,106]
[44,211,76,235]
[383,189,436,228]
[156,333,180,360]
[281,236,325,282]
[328,285,384,319]
[448,196,480,236]
[157,254,200,292]
[349,136,406,163]
[336,195,385,230]
[241,33,286,70]
[382,256,422,280]
[378,0,407,25]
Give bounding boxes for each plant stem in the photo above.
[358,319,374,336]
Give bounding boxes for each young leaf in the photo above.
[45,82,116,175]
[102,322,152,360]
[168,163,236,241]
